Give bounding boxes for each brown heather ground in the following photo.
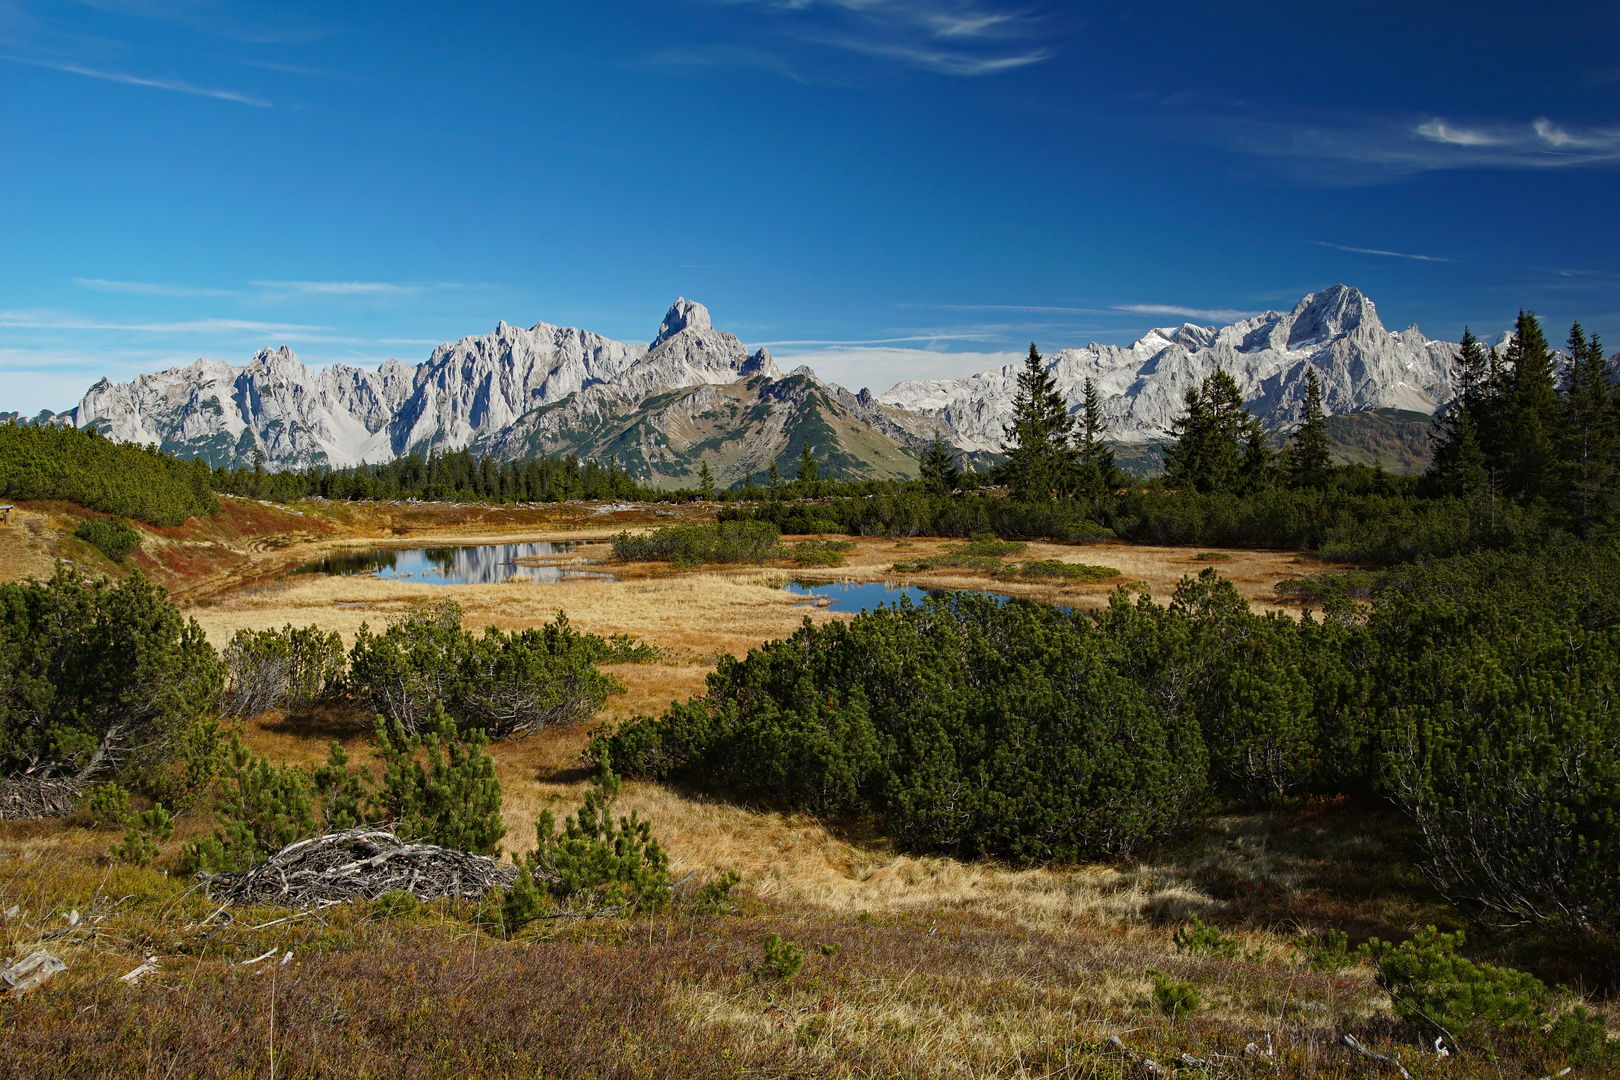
[1,499,1614,1077]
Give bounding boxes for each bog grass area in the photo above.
[1,505,1614,1078]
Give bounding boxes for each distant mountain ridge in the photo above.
[877,285,1460,450]
[20,286,1469,485]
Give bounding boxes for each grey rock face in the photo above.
[876,285,1460,451]
[55,286,1464,472]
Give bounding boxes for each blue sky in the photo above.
[2,0,1617,413]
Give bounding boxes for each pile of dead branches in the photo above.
[0,776,84,819]
[205,828,521,908]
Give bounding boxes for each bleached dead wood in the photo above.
[205,828,521,908]
[1,950,67,997]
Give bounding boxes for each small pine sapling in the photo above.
[113,804,174,866]
[1173,916,1240,959]
[758,933,805,981]
[1149,970,1201,1018]
[373,705,505,855]
[517,762,670,916]
[185,732,316,874]
[80,783,131,828]
[693,870,741,914]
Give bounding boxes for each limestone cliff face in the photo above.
[55,286,1466,483]
[877,285,1460,451]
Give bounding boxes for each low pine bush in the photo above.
[1361,927,1555,1046]
[73,516,142,562]
[186,733,317,874]
[372,706,505,855]
[221,623,345,716]
[112,804,174,866]
[348,601,622,738]
[611,521,782,567]
[1173,916,1240,959]
[1149,970,1201,1017]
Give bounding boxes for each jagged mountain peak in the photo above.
[653,297,712,346]
[878,284,1462,452]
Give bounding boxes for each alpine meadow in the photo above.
[3,1,1619,1077]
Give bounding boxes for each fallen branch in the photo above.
[1340,1034,1413,1080]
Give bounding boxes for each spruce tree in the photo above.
[1285,366,1333,488]
[768,458,780,490]
[1164,368,1264,493]
[1504,310,1561,503]
[1430,329,1489,496]
[697,459,715,501]
[1002,343,1075,502]
[1073,377,1120,499]
[795,441,818,484]
[1562,322,1617,536]
[919,435,963,494]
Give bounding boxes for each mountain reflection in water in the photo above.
[294,542,613,585]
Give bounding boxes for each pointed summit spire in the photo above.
[653,297,712,347]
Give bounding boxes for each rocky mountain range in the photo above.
[19,286,1467,484]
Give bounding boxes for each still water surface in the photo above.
[295,542,613,585]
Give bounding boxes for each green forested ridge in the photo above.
[0,422,218,526]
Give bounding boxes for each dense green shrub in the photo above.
[0,566,223,798]
[1361,927,1557,1047]
[596,593,1208,862]
[221,623,345,716]
[348,601,622,738]
[610,521,783,567]
[72,516,142,562]
[1365,547,1620,930]
[0,422,217,526]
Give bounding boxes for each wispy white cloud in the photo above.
[1208,109,1620,184]
[0,311,326,333]
[249,280,430,296]
[1113,304,1258,323]
[725,0,1052,76]
[0,53,271,106]
[1308,241,1450,263]
[76,277,239,298]
[1413,119,1502,147]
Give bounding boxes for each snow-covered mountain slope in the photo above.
[878,285,1460,451]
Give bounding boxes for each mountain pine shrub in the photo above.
[186,732,317,874]
[1361,927,1556,1047]
[597,592,1207,862]
[348,601,621,738]
[372,706,505,855]
[72,516,142,562]
[221,623,345,716]
[497,763,669,933]
[0,566,223,800]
